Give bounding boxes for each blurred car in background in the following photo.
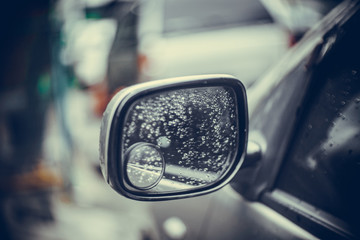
[137,0,290,87]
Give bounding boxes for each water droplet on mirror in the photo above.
[157,136,171,148]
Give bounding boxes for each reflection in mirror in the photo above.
[122,87,238,193]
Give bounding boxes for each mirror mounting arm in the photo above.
[242,141,262,168]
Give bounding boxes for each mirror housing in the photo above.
[99,75,248,201]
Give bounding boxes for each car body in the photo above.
[100,0,360,239]
[196,1,360,239]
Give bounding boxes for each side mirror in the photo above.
[99,75,248,200]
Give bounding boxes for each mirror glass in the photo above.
[122,86,238,193]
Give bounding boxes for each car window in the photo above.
[163,0,273,34]
[275,26,360,229]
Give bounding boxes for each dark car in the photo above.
[99,1,360,239]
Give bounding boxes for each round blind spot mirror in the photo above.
[125,143,165,190]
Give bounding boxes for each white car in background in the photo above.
[137,0,290,87]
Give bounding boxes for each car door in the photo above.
[264,12,360,238]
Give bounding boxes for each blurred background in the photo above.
[0,0,340,239]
